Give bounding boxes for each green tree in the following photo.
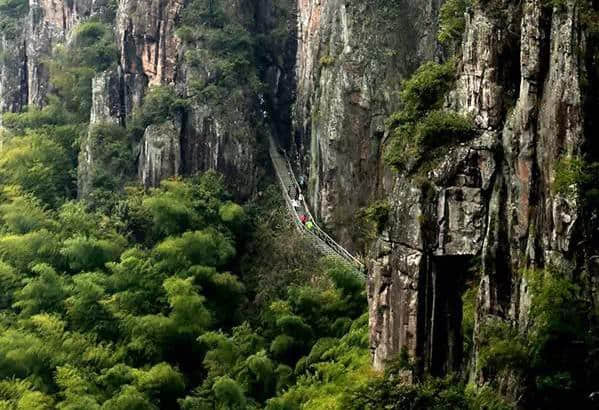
[102,386,156,410]
[13,264,67,316]
[0,132,75,207]
[136,363,185,408]
[61,236,125,271]
[212,376,246,410]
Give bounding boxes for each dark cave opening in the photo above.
[426,255,474,377]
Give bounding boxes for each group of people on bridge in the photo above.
[288,175,314,231]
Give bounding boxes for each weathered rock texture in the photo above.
[293,0,443,247]
[0,0,297,198]
[116,0,183,115]
[138,120,182,188]
[288,0,596,395]
[78,68,124,196]
[364,0,597,390]
[0,0,101,118]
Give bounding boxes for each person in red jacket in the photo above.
[300,214,308,224]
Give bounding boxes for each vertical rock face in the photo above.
[294,0,443,246]
[0,0,297,198]
[89,69,124,126]
[1,0,595,391]
[363,0,594,386]
[78,69,124,197]
[182,101,258,198]
[0,0,99,117]
[26,0,100,106]
[116,0,183,114]
[138,120,182,188]
[0,36,27,120]
[111,0,294,196]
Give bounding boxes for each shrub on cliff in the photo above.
[49,22,118,119]
[397,60,456,121]
[71,21,119,72]
[177,0,262,101]
[0,0,28,39]
[138,85,189,126]
[385,110,475,171]
[553,156,599,206]
[438,0,471,45]
[354,200,391,253]
[384,60,476,172]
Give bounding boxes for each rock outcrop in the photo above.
[1,0,296,198]
[78,68,124,196]
[116,0,183,115]
[0,0,98,118]
[138,120,182,188]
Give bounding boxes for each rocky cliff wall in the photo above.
[1,0,296,198]
[1,0,596,392]
[288,0,596,391]
[365,0,596,388]
[293,0,443,248]
[0,0,101,119]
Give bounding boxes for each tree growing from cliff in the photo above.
[438,0,471,46]
[49,21,118,120]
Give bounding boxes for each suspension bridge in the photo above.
[268,137,365,276]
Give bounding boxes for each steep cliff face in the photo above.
[116,0,182,114]
[365,0,596,388]
[1,0,596,397]
[0,0,104,118]
[290,0,596,395]
[293,0,443,247]
[1,0,295,198]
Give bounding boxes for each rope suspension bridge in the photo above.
[269,137,365,276]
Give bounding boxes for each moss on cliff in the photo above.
[384,60,476,172]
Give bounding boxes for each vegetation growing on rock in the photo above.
[49,21,118,120]
[0,0,598,409]
[438,0,471,46]
[0,0,27,39]
[385,60,476,172]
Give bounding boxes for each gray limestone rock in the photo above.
[138,120,182,188]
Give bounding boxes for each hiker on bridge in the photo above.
[300,214,308,224]
[305,219,314,231]
[288,184,297,199]
[298,174,306,190]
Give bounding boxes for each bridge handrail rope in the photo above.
[269,144,304,231]
[282,153,364,269]
[268,137,364,272]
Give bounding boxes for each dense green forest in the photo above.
[0,89,372,408]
